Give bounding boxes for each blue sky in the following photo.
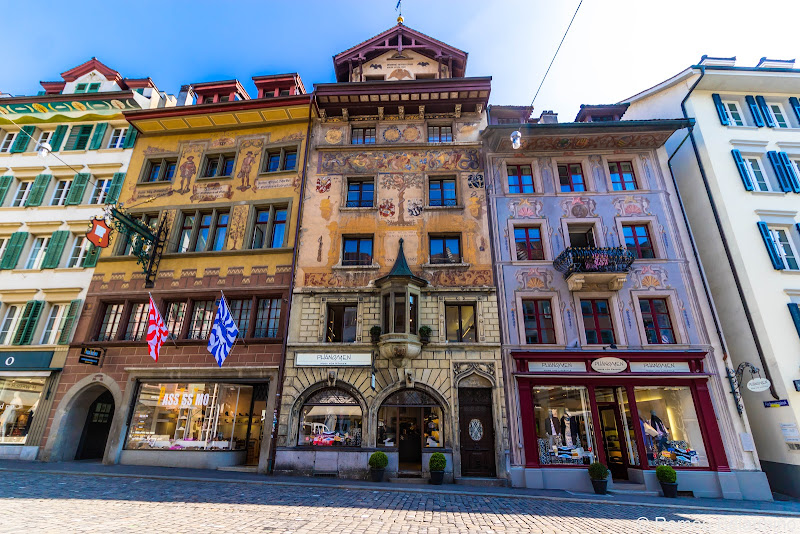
[2,0,798,120]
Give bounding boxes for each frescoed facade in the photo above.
[624,56,800,498]
[274,22,507,482]
[0,59,166,461]
[38,75,311,472]
[482,105,772,499]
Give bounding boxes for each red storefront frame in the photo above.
[513,350,730,472]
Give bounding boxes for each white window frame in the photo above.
[90,178,111,204]
[0,305,21,345]
[746,156,771,192]
[0,132,17,153]
[67,236,90,268]
[12,182,32,207]
[723,101,745,127]
[40,304,66,345]
[50,179,72,206]
[770,227,800,271]
[37,130,52,149]
[25,236,49,269]
[768,102,790,129]
[0,237,7,258]
[108,128,126,149]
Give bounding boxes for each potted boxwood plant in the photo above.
[369,451,388,482]
[656,465,678,498]
[370,326,382,344]
[588,462,610,494]
[418,325,432,344]
[429,452,446,485]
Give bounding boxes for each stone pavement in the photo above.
[0,461,799,533]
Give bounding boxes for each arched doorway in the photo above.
[377,389,444,475]
[75,390,115,460]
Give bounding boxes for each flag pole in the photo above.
[150,292,177,347]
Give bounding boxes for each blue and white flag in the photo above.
[207,294,239,367]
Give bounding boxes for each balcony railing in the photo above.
[553,247,635,278]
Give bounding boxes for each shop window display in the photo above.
[297,388,362,447]
[125,382,256,451]
[634,386,708,467]
[377,389,443,449]
[0,377,45,444]
[532,386,595,465]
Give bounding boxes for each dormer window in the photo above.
[375,239,428,339]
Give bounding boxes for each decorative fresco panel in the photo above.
[630,265,670,289]
[612,196,652,217]
[318,148,481,174]
[560,197,598,218]
[514,267,554,291]
[507,198,544,219]
[501,132,673,152]
[0,97,139,115]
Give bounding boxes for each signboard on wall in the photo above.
[295,353,372,367]
[527,361,587,373]
[629,361,691,373]
[1,351,53,370]
[763,399,790,408]
[591,357,627,373]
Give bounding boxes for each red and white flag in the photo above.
[147,295,169,362]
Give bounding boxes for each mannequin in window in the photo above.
[650,410,669,453]
[561,409,579,447]
[546,409,561,446]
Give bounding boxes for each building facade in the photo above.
[0,59,165,461]
[38,74,311,472]
[624,56,800,497]
[482,103,771,499]
[274,22,508,482]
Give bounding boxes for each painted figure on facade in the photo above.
[179,156,197,193]
[237,151,257,190]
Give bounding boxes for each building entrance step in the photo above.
[389,476,429,484]
[455,477,508,487]
[217,466,258,473]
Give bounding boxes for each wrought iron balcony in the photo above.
[553,247,635,291]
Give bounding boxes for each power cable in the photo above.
[530,0,583,109]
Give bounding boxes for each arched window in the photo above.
[377,389,443,452]
[297,388,362,447]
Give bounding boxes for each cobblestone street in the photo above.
[0,471,798,533]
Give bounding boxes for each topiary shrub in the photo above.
[656,465,677,484]
[429,452,446,472]
[369,451,388,469]
[588,462,609,480]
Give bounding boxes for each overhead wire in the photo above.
[530,0,583,109]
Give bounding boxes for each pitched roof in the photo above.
[375,238,428,287]
[59,57,121,82]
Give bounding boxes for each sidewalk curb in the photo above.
[2,467,798,518]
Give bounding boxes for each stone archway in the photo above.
[41,374,123,463]
[454,362,504,479]
[287,380,368,449]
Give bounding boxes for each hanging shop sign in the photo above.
[591,357,627,374]
[78,347,104,366]
[629,361,691,373]
[527,361,587,373]
[86,217,112,248]
[781,423,800,444]
[295,353,372,367]
[746,378,772,392]
[763,399,790,408]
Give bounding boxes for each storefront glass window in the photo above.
[297,388,362,447]
[377,389,443,449]
[0,377,45,444]
[634,386,708,467]
[125,382,256,451]
[532,386,596,465]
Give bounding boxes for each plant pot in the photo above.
[590,478,608,495]
[659,481,678,498]
[419,334,430,345]
[370,467,385,482]
[429,470,445,485]
[370,334,380,344]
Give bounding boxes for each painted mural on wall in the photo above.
[560,197,598,218]
[318,148,480,174]
[0,97,139,116]
[502,132,673,152]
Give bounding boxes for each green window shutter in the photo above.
[88,123,108,150]
[23,173,52,206]
[57,299,82,345]
[83,244,100,268]
[0,231,28,269]
[0,175,13,205]
[65,172,91,205]
[10,126,35,153]
[105,172,126,205]
[122,127,138,149]
[41,230,70,269]
[12,300,44,345]
[49,125,68,151]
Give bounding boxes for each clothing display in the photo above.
[560,415,579,446]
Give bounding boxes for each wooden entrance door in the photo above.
[598,403,630,480]
[458,388,496,477]
[75,391,115,460]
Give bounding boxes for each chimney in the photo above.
[176,84,195,106]
[539,110,558,124]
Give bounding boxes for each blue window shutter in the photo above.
[10,126,35,153]
[767,151,791,192]
[757,221,784,270]
[731,150,754,191]
[756,96,775,127]
[122,127,138,149]
[712,94,729,125]
[88,123,108,150]
[745,96,765,127]
[778,152,800,193]
[789,97,800,123]
[49,125,68,151]
[789,303,800,339]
